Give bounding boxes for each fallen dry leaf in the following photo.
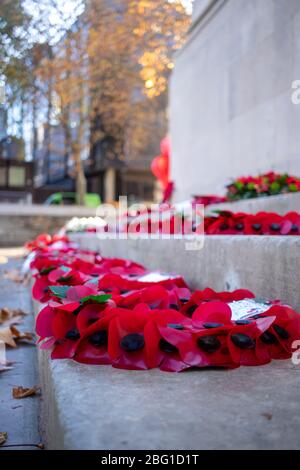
[0,325,34,348]
[0,432,8,445]
[12,386,40,399]
[10,326,34,343]
[0,307,27,326]
[261,412,273,421]
[3,269,24,283]
[0,327,17,347]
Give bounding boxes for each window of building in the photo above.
[8,166,26,187]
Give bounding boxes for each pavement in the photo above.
[0,249,41,451]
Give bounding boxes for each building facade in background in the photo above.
[0,104,31,202]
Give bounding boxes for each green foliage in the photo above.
[288,183,298,192]
[80,294,112,304]
[269,181,280,194]
[227,172,300,201]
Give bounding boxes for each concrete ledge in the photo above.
[0,203,98,217]
[206,192,300,216]
[70,234,300,310]
[0,204,98,246]
[37,346,300,450]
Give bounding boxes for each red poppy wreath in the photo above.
[62,210,300,236]
[28,234,300,372]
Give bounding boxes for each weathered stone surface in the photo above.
[37,336,300,450]
[70,234,300,310]
[0,204,98,246]
[170,0,300,201]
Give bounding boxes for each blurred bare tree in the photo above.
[0,0,191,203]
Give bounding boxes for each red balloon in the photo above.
[151,137,170,190]
[151,153,169,189]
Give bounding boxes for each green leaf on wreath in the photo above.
[80,294,112,304]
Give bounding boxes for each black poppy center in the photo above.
[167,323,184,330]
[260,330,278,345]
[159,338,178,353]
[251,223,262,231]
[269,223,281,231]
[89,330,108,347]
[203,322,224,329]
[231,333,255,349]
[65,328,80,341]
[291,224,298,233]
[120,333,145,352]
[273,324,290,340]
[235,223,244,231]
[220,223,229,231]
[169,304,179,311]
[187,305,198,316]
[197,335,221,354]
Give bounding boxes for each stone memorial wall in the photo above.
[170,0,300,201]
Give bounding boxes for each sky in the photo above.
[23,0,85,45]
[24,0,193,45]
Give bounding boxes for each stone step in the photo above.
[35,234,300,449]
[0,204,98,247]
[70,234,300,310]
[206,192,300,215]
[36,343,300,450]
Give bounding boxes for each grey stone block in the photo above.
[170,0,300,201]
[70,234,300,310]
[206,192,300,215]
[37,350,300,450]
[0,204,98,246]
